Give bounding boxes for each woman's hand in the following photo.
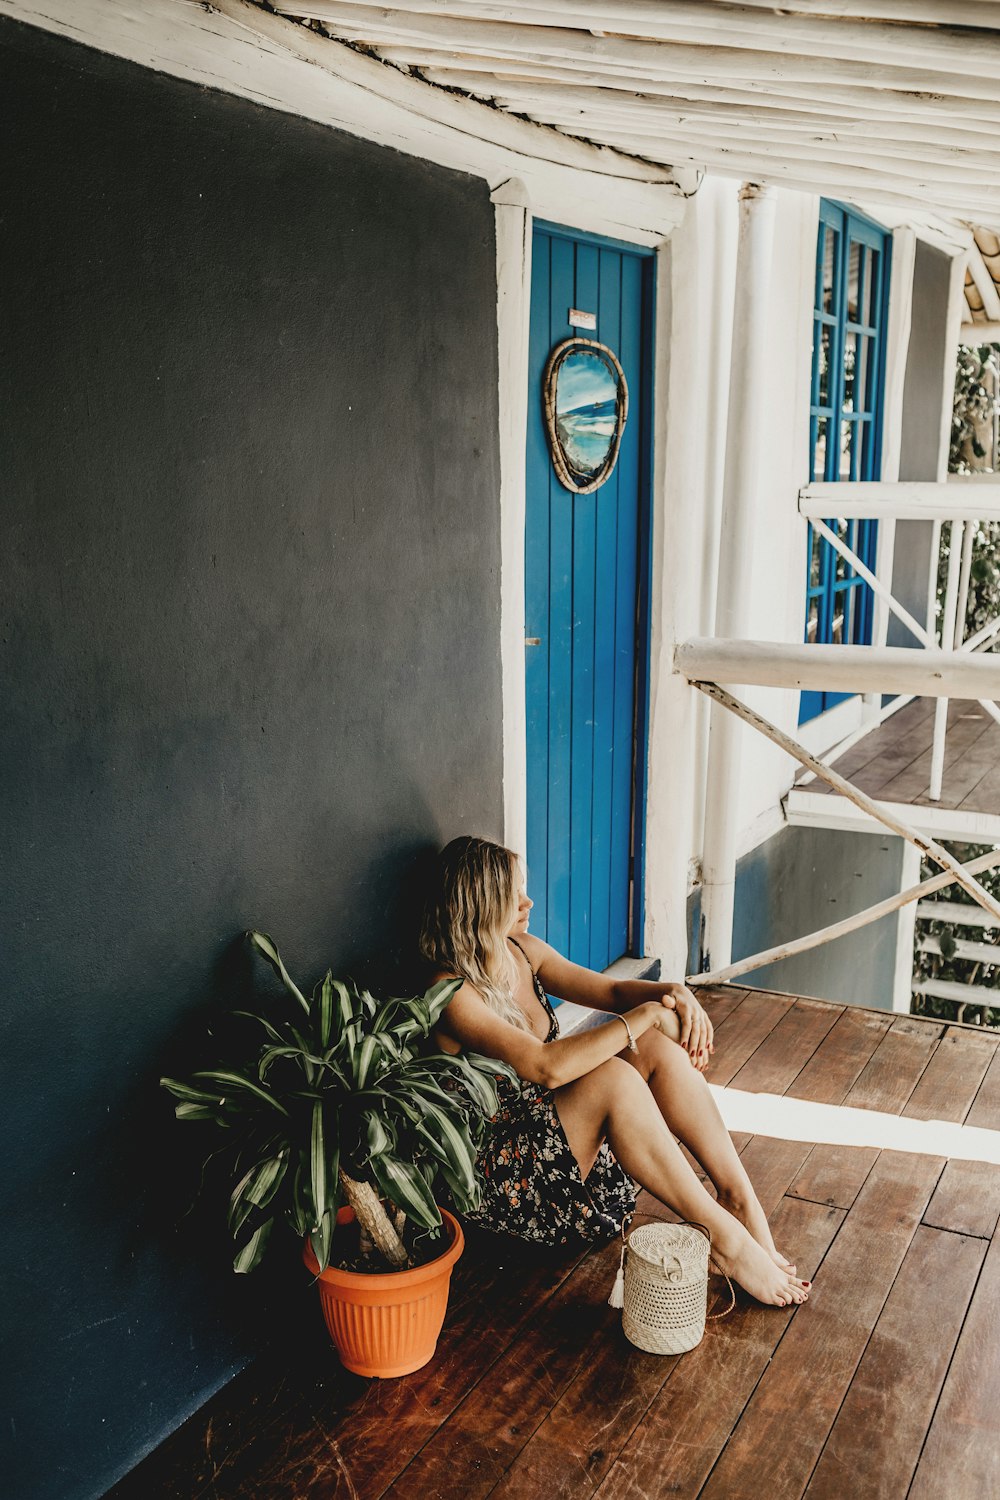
[663,983,714,1071]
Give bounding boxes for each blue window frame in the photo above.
[800,201,892,724]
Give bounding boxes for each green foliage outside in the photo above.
[937,344,1000,640]
[912,844,1000,1028]
[911,349,1000,1027]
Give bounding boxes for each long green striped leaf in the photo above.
[317,972,334,1048]
[362,1111,394,1161]
[354,1034,382,1089]
[173,1102,219,1122]
[258,1044,327,1081]
[417,1100,476,1197]
[309,1209,334,1274]
[160,1077,226,1106]
[370,1155,441,1230]
[233,1218,273,1274]
[246,930,310,1017]
[310,1099,327,1223]
[422,977,463,1026]
[232,1010,287,1045]
[228,1151,289,1237]
[290,1157,313,1237]
[191,1070,289,1115]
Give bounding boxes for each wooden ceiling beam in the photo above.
[389,51,1000,134]
[564,132,1000,218]
[420,71,1000,166]
[276,0,1000,80]
[967,243,1000,322]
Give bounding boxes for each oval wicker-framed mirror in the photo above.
[542,337,629,494]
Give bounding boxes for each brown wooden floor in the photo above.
[107,988,1000,1500]
[798,695,1000,813]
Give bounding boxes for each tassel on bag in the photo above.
[607,1225,627,1309]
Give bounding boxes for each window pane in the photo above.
[806,595,820,643]
[865,250,881,326]
[843,332,857,412]
[813,417,829,480]
[856,333,871,413]
[809,528,822,587]
[839,418,854,479]
[822,227,837,314]
[818,324,832,407]
[847,241,863,323]
[834,518,851,581]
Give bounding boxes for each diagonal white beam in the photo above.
[689,679,1000,922]
[808,515,932,648]
[690,849,1000,987]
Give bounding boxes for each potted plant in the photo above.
[161,930,513,1377]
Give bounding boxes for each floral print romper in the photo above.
[464,939,637,1247]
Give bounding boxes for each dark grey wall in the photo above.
[888,239,953,646]
[0,21,502,1500]
[689,827,906,1007]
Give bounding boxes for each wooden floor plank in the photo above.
[701,991,794,1088]
[907,1229,1000,1500]
[219,1239,585,1500]
[698,1151,944,1500]
[900,1025,997,1122]
[380,1237,626,1500]
[726,999,842,1097]
[110,999,994,1500]
[803,1225,985,1500]
[785,1006,892,1106]
[588,1198,844,1500]
[789,1018,942,1210]
[925,1045,1000,1239]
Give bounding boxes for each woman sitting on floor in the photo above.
[419,835,810,1308]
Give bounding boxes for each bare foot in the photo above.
[712,1223,810,1308]
[720,1189,797,1277]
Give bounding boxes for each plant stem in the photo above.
[338,1169,408,1268]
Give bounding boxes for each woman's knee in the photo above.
[633,1028,693,1081]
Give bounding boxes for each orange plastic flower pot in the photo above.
[302,1207,465,1378]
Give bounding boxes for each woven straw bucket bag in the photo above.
[611,1220,734,1355]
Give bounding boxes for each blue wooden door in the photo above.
[801,201,892,722]
[524,224,653,970]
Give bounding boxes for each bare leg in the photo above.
[554,1058,808,1307]
[624,1031,796,1274]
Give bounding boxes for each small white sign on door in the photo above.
[568,308,597,330]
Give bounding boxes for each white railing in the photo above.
[677,482,1000,986]
[913,898,1000,1025]
[799,479,1000,801]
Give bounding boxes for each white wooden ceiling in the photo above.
[268,0,1000,268]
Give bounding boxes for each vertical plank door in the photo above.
[524,225,652,971]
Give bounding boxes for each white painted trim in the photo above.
[872,225,917,663]
[493,180,532,860]
[893,841,922,1013]
[917,901,1000,929]
[788,788,1000,845]
[800,479,1000,522]
[736,803,788,861]
[0,0,688,245]
[677,636,1000,698]
[961,321,1000,341]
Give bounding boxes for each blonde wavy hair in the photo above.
[419,835,529,1030]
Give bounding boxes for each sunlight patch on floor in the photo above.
[711,1085,1000,1164]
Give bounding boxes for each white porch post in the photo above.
[492,178,533,858]
[699,182,776,972]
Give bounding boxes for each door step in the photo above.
[558,957,661,1034]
